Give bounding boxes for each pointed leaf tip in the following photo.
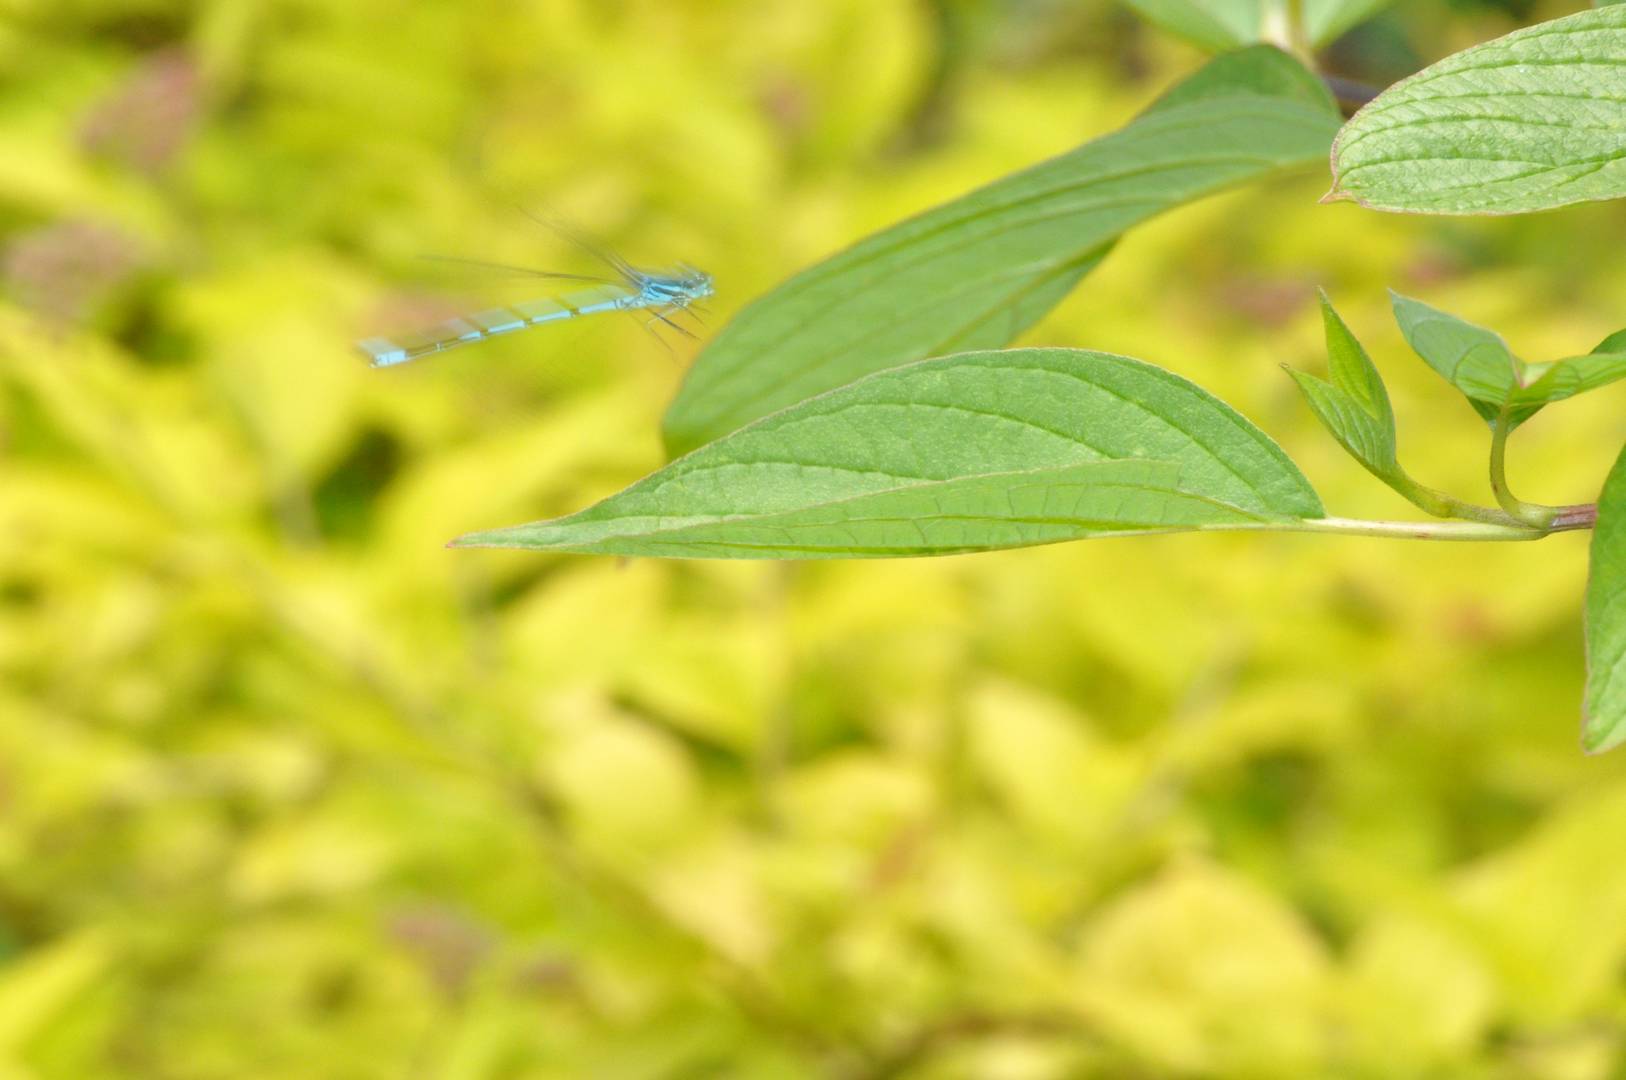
[1291,294,1400,483]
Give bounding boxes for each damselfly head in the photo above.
[677,264,714,300]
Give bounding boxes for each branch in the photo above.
[1489,406,1561,529]
[1322,75,1381,118]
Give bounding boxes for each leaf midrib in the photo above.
[544,462,1281,547]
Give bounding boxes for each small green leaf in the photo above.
[1329,6,1626,215]
[1319,291,1394,428]
[1512,352,1626,410]
[1390,294,1626,426]
[663,47,1340,455]
[1289,292,1399,479]
[1288,369,1394,470]
[1303,0,1397,45]
[1585,441,1626,753]
[461,349,1324,559]
[1119,0,1262,50]
[1390,293,1525,425]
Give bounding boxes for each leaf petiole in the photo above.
[1383,473,1524,528]
[1489,406,1560,530]
[1280,517,1545,543]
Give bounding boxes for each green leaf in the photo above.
[1585,441,1626,752]
[1512,351,1626,411]
[1390,293,1525,425]
[460,349,1324,559]
[1592,328,1626,354]
[1288,292,1399,479]
[663,47,1340,456]
[1119,0,1262,50]
[1303,0,1397,45]
[1391,293,1626,426]
[1329,6,1626,215]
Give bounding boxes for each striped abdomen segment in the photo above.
[358,284,635,367]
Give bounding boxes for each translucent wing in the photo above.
[416,254,621,286]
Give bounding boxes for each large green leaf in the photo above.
[1329,6,1626,215]
[662,47,1340,455]
[1586,442,1626,753]
[1392,293,1626,427]
[459,349,1324,559]
[1288,292,1400,481]
[1119,0,1263,49]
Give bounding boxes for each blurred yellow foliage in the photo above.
[4,0,1626,1077]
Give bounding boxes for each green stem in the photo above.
[1489,408,1559,529]
[1385,472,1529,528]
[1322,75,1379,113]
[1285,516,1548,542]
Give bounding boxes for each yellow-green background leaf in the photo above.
[6,3,1626,1076]
[1305,0,1400,45]
[1119,0,1265,49]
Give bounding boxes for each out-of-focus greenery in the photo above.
[6,1,1626,1076]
